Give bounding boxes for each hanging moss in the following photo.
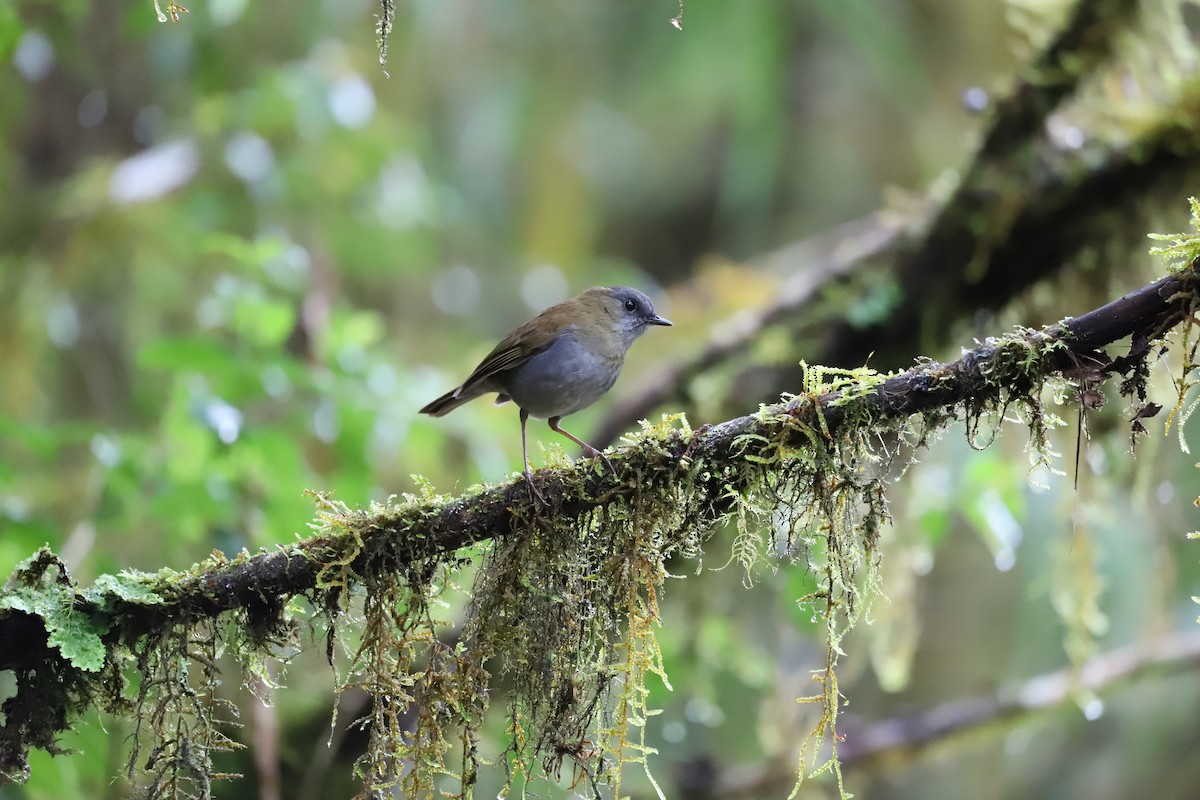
[1,247,1197,797]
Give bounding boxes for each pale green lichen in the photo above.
[0,550,117,672]
[3,259,1192,798]
[1153,199,1200,453]
[1149,197,1200,270]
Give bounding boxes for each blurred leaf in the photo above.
[917,507,950,548]
[232,294,295,347]
[162,380,217,482]
[322,309,387,376]
[0,4,22,60]
[138,337,235,372]
[0,519,62,575]
[784,566,823,635]
[845,277,902,329]
[203,232,288,270]
[25,708,126,799]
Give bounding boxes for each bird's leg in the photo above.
[521,409,546,503]
[548,417,615,473]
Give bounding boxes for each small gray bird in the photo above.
[420,286,672,497]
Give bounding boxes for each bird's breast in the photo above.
[497,332,623,419]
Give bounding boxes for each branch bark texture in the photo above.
[0,265,1196,782]
[4,268,1196,654]
[592,0,1188,448]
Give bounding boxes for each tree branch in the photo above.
[842,630,1200,766]
[1,265,1196,783]
[590,212,906,449]
[710,629,1200,798]
[5,267,1196,657]
[592,0,1177,448]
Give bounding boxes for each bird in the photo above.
[420,285,672,499]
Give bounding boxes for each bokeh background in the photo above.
[2,1,1199,798]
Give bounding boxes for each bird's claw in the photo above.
[583,447,616,475]
[524,467,547,504]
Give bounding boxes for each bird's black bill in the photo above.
[648,315,673,326]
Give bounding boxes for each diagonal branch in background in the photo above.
[590,212,906,449]
[0,265,1196,783]
[3,268,1195,656]
[970,0,1138,166]
[592,0,1167,448]
[841,629,1200,766]
[711,629,1200,799]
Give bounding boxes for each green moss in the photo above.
[2,260,1195,797]
[1149,197,1200,270]
[1,550,110,673]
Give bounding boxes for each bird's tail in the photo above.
[419,384,484,417]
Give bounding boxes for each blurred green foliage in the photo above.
[1,0,1199,798]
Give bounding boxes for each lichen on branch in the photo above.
[1,255,1197,797]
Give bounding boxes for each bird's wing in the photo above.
[455,319,564,395]
[460,345,527,384]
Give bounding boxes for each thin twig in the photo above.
[0,268,1191,665]
[710,629,1200,798]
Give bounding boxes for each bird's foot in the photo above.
[524,466,547,504]
[582,446,616,474]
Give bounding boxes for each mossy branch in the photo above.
[1,265,1197,793]
[593,0,1195,448]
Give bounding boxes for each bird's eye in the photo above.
[624,299,637,312]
